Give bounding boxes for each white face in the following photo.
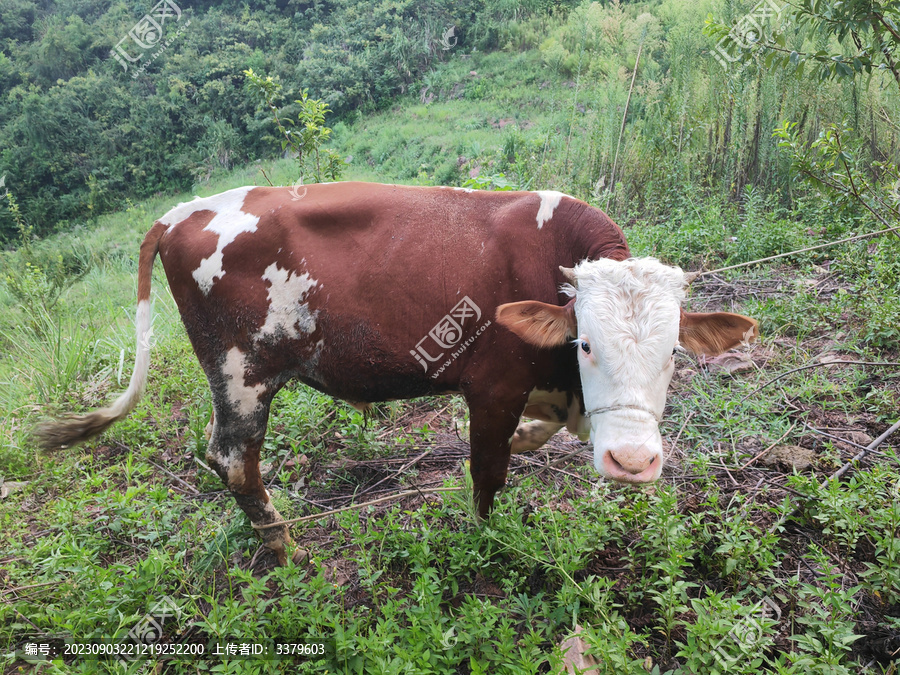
[570,258,685,484]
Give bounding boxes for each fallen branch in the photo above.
[263,452,296,490]
[740,360,898,402]
[802,423,897,461]
[354,447,434,499]
[1,605,46,635]
[669,411,696,457]
[519,444,591,483]
[193,456,217,476]
[513,453,594,485]
[0,580,59,597]
[828,419,900,482]
[252,486,464,530]
[804,425,869,452]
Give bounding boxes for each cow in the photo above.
[36,182,758,564]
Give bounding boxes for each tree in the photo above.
[243,68,345,184]
[706,0,900,89]
[707,1,900,229]
[774,121,900,233]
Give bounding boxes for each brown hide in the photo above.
[39,182,633,564]
[158,184,628,402]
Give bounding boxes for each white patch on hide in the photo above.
[159,187,261,295]
[257,262,319,340]
[535,190,564,229]
[221,346,265,417]
[224,455,246,489]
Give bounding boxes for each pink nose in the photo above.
[602,446,660,483]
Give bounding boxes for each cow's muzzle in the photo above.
[588,405,664,483]
[598,444,662,483]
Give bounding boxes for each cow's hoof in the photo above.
[275,547,309,567]
[269,540,309,567]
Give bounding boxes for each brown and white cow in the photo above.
[36,182,757,564]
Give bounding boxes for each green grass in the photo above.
[2,53,900,674]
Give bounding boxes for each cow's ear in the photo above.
[496,299,576,348]
[679,310,758,356]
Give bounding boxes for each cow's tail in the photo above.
[34,222,168,450]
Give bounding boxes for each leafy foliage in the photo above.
[0,0,526,241]
[774,121,900,229]
[706,0,900,86]
[244,69,345,183]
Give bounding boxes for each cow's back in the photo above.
[154,182,624,402]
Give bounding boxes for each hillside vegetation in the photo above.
[2,0,900,673]
[1,0,898,238]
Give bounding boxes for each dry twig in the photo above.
[740,361,898,402]
[354,447,434,499]
[252,486,465,530]
[694,223,900,278]
[145,457,200,495]
[829,419,900,482]
[768,419,900,533]
[0,581,59,597]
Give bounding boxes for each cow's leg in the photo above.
[204,410,215,441]
[510,420,564,454]
[465,394,525,518]
[205,386,299,566]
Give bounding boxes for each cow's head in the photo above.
[496,257,757,484]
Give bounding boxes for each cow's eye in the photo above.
[580,339,591,354]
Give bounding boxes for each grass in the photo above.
[2,53,900,675]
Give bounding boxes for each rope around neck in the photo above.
[584,404,660,422]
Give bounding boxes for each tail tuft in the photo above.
[31,223,165,452]
[33,409,124,451]
[31,261,157,450]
